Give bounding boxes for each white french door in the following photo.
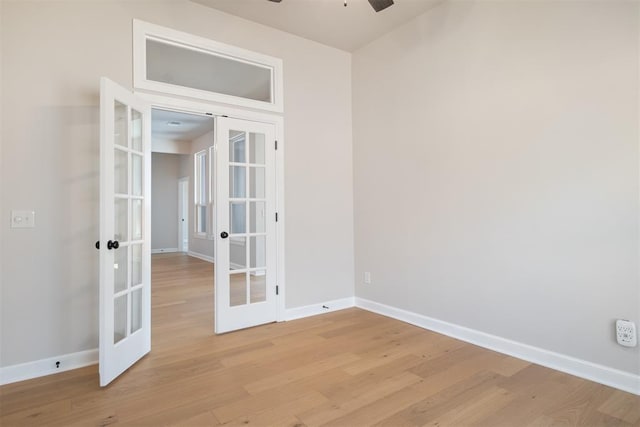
[98,78,151,386]
[215,117,277,333]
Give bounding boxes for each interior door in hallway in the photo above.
[215,117,277,333]
[178,177,189,252]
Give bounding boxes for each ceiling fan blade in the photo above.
[368,0,394,12]
[266,0,394,12]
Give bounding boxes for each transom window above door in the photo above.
[133,20,284,113]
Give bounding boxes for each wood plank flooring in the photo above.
[1,253,638,426]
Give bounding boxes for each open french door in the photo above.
[215,117,277,333]
[98,78,151,386]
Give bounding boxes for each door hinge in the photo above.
[275,140,278,150]
[205,112,213,116]
[275,212,278,222]
[276,285,279,295]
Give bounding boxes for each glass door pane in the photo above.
[227,128,270,307]
[146,38,273,103]
[111,101,145,345]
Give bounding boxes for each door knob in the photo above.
[107,240,120,250]
[220,231,229,239]
[95,241,100,250]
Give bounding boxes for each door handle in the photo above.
[107,240,120,250]
[95,241,100,250]
[220,231,229,239]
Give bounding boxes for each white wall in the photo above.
[353,1,639,375]
[0,1,5,367]
[151,153,185,251]
[179,152,190,179]
[152,138,192,155]
[0,0,353,367]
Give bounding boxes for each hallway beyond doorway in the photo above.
[151,253,214,346]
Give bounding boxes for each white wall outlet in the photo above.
[364,272,371,284]
[616,319,637,347]
[11,210,35,228]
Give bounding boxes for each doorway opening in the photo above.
[151,108,215,334]
[150,108,214,258]
[148,107,281,335]
[100,20,286,384]
[98,79,285,385]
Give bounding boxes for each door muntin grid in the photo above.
[228,130,267,307]
[113,100,145,345]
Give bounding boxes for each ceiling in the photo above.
[152,109,214,142]
[191,0,442,52]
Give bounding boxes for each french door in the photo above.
[215,117,277,333]
[98,78,151,386]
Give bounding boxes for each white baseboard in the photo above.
[355,297,640,396]
[151,248,178,254]
[187,251,214,263]
[0,349,98,386]
[5,297,637,396]
[284,297,355,321]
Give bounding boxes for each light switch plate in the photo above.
[11,210,35,228]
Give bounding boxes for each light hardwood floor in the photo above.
[1,253,638,426]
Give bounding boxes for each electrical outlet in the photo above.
[364,272,371,284]
[616,320,637,347]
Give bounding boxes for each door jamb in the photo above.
[138,92,286,324]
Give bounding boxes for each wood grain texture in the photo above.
[1,253,638,426]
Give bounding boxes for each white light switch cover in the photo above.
[11,210,35,228]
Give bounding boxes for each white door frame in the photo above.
[138,92,286,324]
[178,176,189,253]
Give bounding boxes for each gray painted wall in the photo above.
[151,153,186,251]
[352,1,639,375]
[0,0,353,367]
